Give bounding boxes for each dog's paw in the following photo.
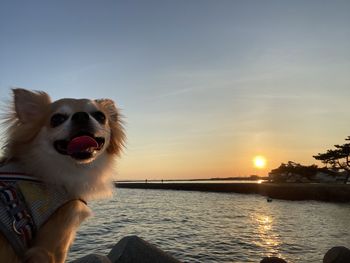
[24,247,54,263]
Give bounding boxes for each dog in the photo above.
[0,88,125,262]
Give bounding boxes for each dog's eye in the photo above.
[50,113,68,127]
[91,111,106,124]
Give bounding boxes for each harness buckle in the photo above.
[12,214,32,235]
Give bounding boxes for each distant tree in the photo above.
[269,161,319,182]
[313,136,350,184]
[250,175,259,180]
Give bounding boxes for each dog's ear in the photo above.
[95,99,125,155]
[95,99,119,122]
[13,88,51,124]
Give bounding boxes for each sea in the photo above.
[68,185,350,263]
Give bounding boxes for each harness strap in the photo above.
[0,169,86,256]
[0,181,35,247]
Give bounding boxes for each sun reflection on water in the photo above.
[253,214,282,258]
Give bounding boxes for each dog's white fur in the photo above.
[0,88,125,262]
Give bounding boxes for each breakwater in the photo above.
[116,182,350,202]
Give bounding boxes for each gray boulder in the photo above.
[71,254,111,263]
[323,246,350,263]
[70,236,180,263]
[260,257,287,263]
[107,235,180,263]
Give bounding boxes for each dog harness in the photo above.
[0,166,75,256]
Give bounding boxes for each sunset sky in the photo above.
[0,1,349,180]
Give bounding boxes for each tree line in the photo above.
[270,136,350,184]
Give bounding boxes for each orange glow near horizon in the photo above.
[117,146,317,180]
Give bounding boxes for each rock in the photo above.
[260,257,287,263]
[323,246,350,263]
[107,235,180,263]
[70,253,111,263]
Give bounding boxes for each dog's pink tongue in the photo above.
[67,136,98,155]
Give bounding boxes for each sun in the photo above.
[253,156,266,169]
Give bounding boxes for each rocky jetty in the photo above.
[116,182,350,202]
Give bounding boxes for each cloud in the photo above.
[146,87,197,101]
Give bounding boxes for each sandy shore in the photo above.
[116,182,350,202]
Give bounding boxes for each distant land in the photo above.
[116,182,350,203]
[117,175,268,183]
[206,175,268,181]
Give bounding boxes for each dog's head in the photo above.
[2,88,125,198]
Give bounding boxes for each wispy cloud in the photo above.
[147,87,196,101]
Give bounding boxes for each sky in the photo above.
[0,0,349,180]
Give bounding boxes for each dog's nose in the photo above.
[72,112,90,124]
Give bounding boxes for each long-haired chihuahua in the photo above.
[0,88,125,262]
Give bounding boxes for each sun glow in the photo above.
[253,156,266,169]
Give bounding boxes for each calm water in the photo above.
[69,188,350,263]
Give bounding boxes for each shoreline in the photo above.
[115,182,350,202]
